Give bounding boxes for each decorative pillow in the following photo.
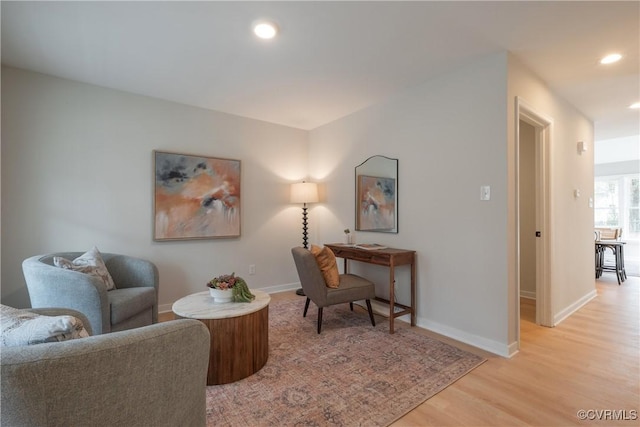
[0,304,89,347]
[310,245,340,288]
[54,246,116,291]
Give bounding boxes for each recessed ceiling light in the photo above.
[253,21,278,40]
[629,102,640,109]
[600,53,622,64]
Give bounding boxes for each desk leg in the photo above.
[411,258,416,327]
[620,244,627,282]
[614,245,626,284]
[389,264,395,334]
[615,246,621,284]
[595,244,604,278]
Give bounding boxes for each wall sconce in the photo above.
[577,141,587,154]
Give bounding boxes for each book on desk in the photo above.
[342,243,388,250]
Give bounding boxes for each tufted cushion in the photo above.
[54,246,116,291]
[0,304,89,347]
[310,245,340,288]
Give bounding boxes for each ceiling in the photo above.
[2,1,639,140]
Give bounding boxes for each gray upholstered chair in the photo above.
[291,246,376,333]
[22,252,159,334]
[1,307,210,427]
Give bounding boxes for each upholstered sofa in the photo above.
[1,307,210,427]
[22,252,159,334]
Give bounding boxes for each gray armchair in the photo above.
[22,252,159,334]
[291,247,376,333]
[1,307,210,427]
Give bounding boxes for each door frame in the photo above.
[515,97,554,343]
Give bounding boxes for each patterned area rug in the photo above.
[206,299,485,426]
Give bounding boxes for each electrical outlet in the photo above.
[249,264,256,275]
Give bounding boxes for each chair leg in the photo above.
[366,299,376,327]
[349,302,354,311]
[303,298,310,317]
[317,307,323,334]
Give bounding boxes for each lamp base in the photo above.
[295,288,306,296]
[301,205,309,249]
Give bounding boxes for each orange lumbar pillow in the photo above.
[310,245,340,288]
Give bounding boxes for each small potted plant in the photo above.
[207,272,255,303]
[344,228,352,245]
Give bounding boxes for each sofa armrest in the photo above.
[105,255,159,290]
[22,256,109,334]
[1,319,210,427]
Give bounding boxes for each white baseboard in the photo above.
[507,341,520,357]
[261,282,301,295]
[351,301,510,357]
[159,304,173,314]
[417,317,512,357]
[519,290,536,300]
[553,289,597,326]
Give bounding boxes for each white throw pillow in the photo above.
[54,246,116,291]
[0,304,89,347]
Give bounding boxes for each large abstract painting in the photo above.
[154,151,241,240]
[357,175,396,231]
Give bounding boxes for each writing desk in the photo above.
[325,244,416,334]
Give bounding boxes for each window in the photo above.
[594,174,640,240]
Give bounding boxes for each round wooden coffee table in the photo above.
[172,289,270,385]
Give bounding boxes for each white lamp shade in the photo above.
[290,182,319,204]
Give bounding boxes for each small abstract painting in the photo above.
[154,151,241,240]
[357,175,396,231]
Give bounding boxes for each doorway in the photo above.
[516,98,554,348]
[518,120,537,323]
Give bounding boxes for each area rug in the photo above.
[206,299,485,426]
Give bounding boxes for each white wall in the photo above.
[595,135,640,165]
[308,52,595,356]
[2,54,596,356]
[309,53,511,355]
[594,135,640,176]
[1,66,308,309]
[507,55,595,338]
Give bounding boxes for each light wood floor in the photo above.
[162,275,639,426]
[393,274,640,426]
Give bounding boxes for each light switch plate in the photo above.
[480,185,491,201]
